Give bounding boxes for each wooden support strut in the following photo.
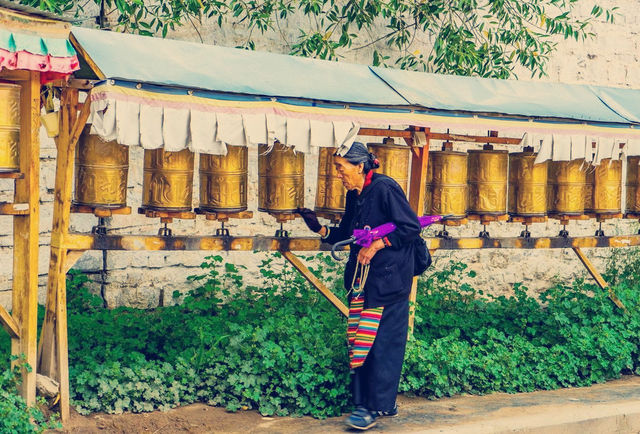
[406,127,430,333]
[0,305,20,339]
[281,251,348,317]
[39,88,92,423]
[572,247,625,311]
[11,70,40,406]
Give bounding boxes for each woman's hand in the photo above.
[357,239,385,265]
[295,208,322,233]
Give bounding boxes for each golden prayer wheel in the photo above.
[584,167,595,214]
[0,83,21,172]
[199,145,248,213]
[508,150,547,217]
[592,158,622,215]
[547,160,587,215]
[142,148,194,211]
[467,147,508,215]
[626,156,640,214]
[74,127,129,208]
[258,142,304,213]
[315,147,346,215]
[425,150,467,218]
[367,139,410,194]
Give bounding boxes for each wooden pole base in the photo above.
[71,205,132,217]
[194,208,253,222]
[138,208,196,220]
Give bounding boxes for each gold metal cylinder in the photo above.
[626,156,640,214]
[142,148,194,211]
[592,158,621,214]
[367,140,410,194]
[0,83,20,172]
[584,166,595,214]
[74,127,129,208]
[425,151,467,218]
[547,160,587,215]
[199,145,248,213]
[258,143,304,213]
[315,147,346,214]
[467,149,508,215]
[508,152,547,217]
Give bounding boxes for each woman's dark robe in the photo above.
[323,172,420,412]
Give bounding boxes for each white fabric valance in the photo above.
[88,95,360,155]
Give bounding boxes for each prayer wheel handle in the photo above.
[331,236,356,261]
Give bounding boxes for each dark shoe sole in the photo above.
[346,419,377,430]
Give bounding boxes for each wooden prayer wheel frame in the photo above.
[40,83,636,424]
[0,69,43,410]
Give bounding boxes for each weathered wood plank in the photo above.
[572,247,625,310]
[56,233,640,251]
[407,128,430,332]
[282,251,348,317]
[0,305,20,339]
[39,87,79,423]
[11,71,40,405]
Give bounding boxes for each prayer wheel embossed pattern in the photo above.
[626,156,640,214]
[367,142,410,194]
[508,152,547,217]
[592,159,622,214]
[0,83,20,172]
[425,151,467,218]
[315,147,346,214]
[74,128,129,208]
[142,148,194,211]
[547,160,586,215]
[467,149,508,215]
[258,143,304,213]
[199,145,248,213]
[584,167,595,214]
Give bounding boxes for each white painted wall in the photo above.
[1,1,638,309]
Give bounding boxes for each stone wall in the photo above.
[1,0,639,309]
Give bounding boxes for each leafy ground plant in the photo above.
[0,358,61,433]
[3,249,640,419]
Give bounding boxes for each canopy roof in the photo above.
[0,3,78,80]
[71,26,640,160]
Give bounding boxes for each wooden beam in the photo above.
[407,127,431,332]
[54,233,640,252]
[0,305,20,339]
[357,128,522,145]
[11,71,40,406]
[572,247,625,310]
[0,202,30,215]
[0,69,30,82]
[39,87,78,423]
[281,251,348,317]
[65,250,86,273]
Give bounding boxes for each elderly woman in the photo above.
[297,142,421,430]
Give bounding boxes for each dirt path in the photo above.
[53,376,640,433]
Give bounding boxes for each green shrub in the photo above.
[68,254,351,418]
[0,358,60,433]
[6,247,640,419]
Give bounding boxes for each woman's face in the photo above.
[333,156,365,191]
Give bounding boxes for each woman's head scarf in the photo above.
[336,142,380,173]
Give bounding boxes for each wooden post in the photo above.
[10,70,40,405]
[282,251,348,317]
[572,247,625,310]
[406,127,430,332]
[39,88,89,422]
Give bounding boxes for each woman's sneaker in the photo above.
[345,406,378,430]
[374,404,398,418]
